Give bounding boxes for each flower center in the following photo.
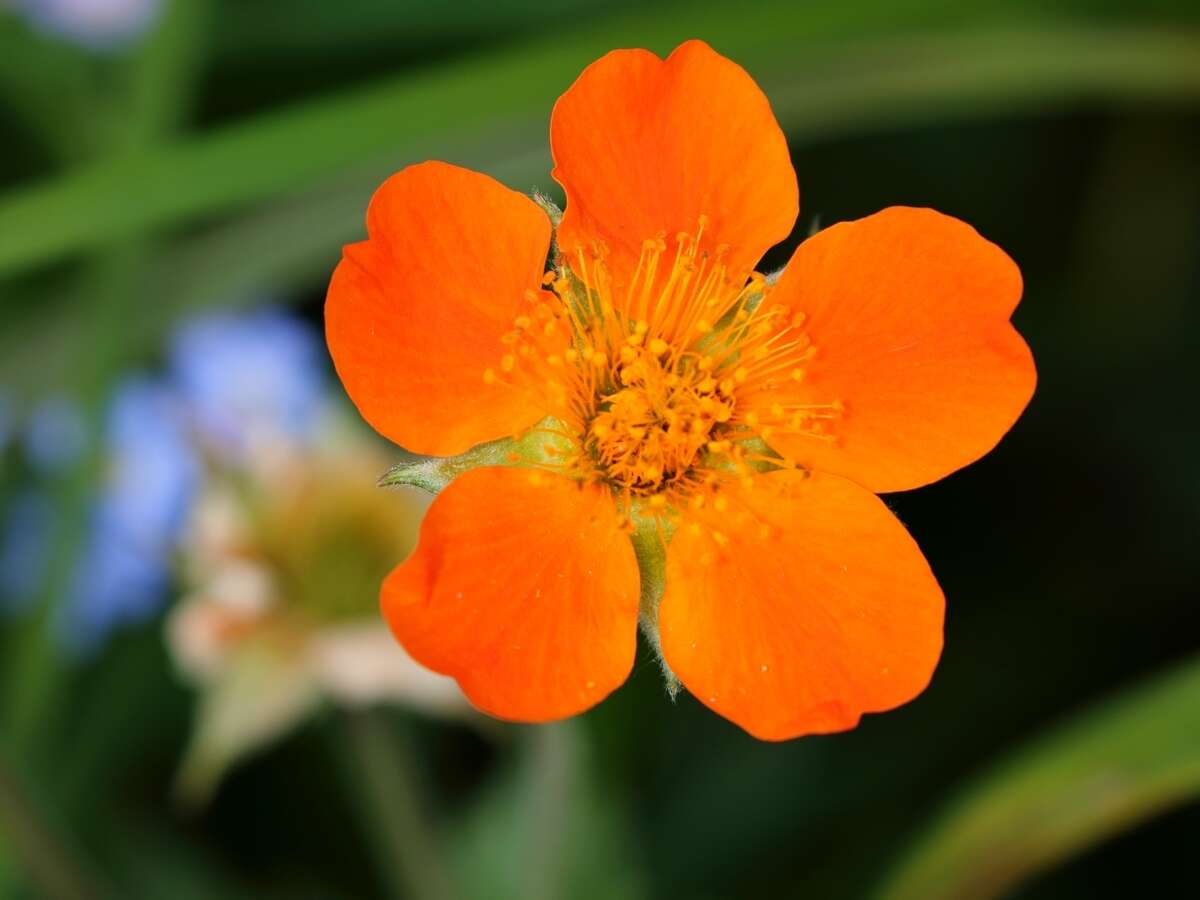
[484,218,843,507]
[586,343,733,493]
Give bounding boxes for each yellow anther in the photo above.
[501,354,516,372]
[695,320,713,334]
[707,440,731,454]
[698,356,715,372]
[649,338,669,356]
[745,411,760,427]
[514,315,532,329]
[791,368,805,382]
[547,355,563,367]
[711,530,729,548]
[718,379,735,396]
[482,368,497,384]
[591,352,608,369]
[713,495,729,513]
[619,346,638,364]
[649,494,668,509]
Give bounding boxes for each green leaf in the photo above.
[3,18,1200,277]
[872,655,1200,900]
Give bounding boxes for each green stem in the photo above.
[521,723,576,900]
[338,711,457,900]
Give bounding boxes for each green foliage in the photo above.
[874,656,1200,900]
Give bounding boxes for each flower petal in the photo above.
[326,161,551,457]
[760,207,1036,492]
[382,466,640,722]
[658,470,944,741]
[551,40,797,286]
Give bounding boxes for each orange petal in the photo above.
[760,207,1036,492]
[659,470,944,741]
[382,467,640,722]
[326,161,551,457]
[551,40,797,288]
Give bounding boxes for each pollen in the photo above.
[484,217,843,510]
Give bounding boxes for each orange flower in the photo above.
[325,40,1036,740]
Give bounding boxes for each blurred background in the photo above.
[1,1,1198,898]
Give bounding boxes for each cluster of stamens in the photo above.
[483,217,843,526]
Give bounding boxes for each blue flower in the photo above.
[170,309,325,461]
[24,394,87,474]
[15,0,162,51]
[60,377,199,652]
[0,490,55,615]
[0,392,13,452]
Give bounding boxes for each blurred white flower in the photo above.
[167,397,470,807]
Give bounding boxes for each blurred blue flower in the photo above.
[170,309,325,460]
[0,490,55,615]
[0,392,12,452]
[61,377,199,652]
[16,0,162,50]
[24,394,87,474]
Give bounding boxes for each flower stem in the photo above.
[521,722,575,900]
[337,710,456,900]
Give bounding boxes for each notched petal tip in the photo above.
[764,206,1036,493]
[550,39,798,286]
[381,467,641,723]
[659,469,944,741]
[325,161,551,457]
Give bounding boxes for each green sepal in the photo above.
[627,510,681,699]
[531,189,563,228]
[377,417,572,494]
